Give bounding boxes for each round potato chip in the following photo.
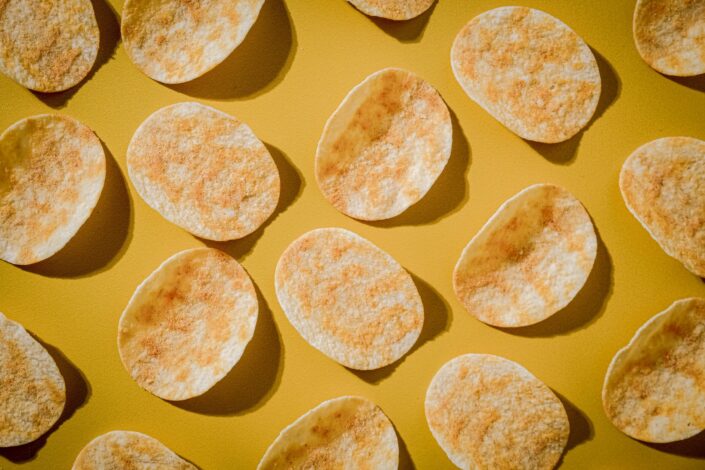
[620,136,705,277]
[0,313,66,447]
[347,0,435,20]
[0,0,99,92]
[603,298,705,443]
[118,247,258,401]
[0,114,106,265]
[127,102,280,241]
[315,68,452,221]
[633,0,705,77]
[275,227,423,370]
[425,354,569,470]
[72,430,195,469]
[453,184,596,328]
[451,6,601,143]
[121,0,265,83]
[258,396,398,469]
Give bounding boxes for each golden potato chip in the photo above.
[0,114,106,265]
[633,0,705,76]
[453,184,596,328]
[118,247,258,401]
[0,0,99,92]
[121,0,265,83]
[127,102,280,241]
[316,68,452,220]
[603,298,705,443]
[347,0,435,20]
[425,354,569,470]
[0,313,65,447]
[72,430,195,469]
[275,228,423,370]
[451,6,601,143]
[258,396,398,469]
[620,136,705,277]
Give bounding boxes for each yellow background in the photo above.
[2,0,705,468]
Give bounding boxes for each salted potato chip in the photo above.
[118,247,258,401]
[127,102,280,241]
[258,396,398,469]
[620,137,705,277]
[451,6,601,143]
[0,0,99,92]
[275,228,423,370]
[633,0,705,76]
[347,0,435,20]
[603,298,705,443]
[0,114,106,265]
[425,354,569,470]
[72,430,195,469]
[453,184,596,328]
[0,313,65,447]
[121,0,265,83]
[315,68,452,220]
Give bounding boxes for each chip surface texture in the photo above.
[347,0,435,20]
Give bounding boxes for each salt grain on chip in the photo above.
[118,247,258,401]
[347,0,435,20]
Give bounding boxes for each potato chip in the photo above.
[0,313,65,447]
[425,354,569,470]
[347,0,435,20]
[451,6,601,143]
[0,0,98,92]
[258,396,398,469]
[275,227,423,370]
[0,114,106,265]
[118,247,258,401]
[72,430,195,469]
[315,68,452,220]
[121,0,264,83]
[633,0,705,76]
[603,298,705,443]
[127,102,279,241]
[620,136,705,277]
[453,184,596,328]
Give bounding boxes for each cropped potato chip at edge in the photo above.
[258,396,398,470]
[602,298,705,443]
[453,183,597,328]
[347,0,435,20]
[0,312,66,447]
[118,247,258,401]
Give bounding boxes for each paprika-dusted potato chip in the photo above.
[347,0,435,20]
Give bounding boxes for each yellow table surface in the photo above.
[2,0,705,468]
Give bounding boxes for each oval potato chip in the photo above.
[72,430,196,469]
[453,184,596,328]
[315,68,452,221]
[451,6,601,143]
[0,313,66,447]
[121,0,265,83]
[275,227,423,370]
[127,102,280,241]
[347,0,435,20]
[258,396,398,469]
[0,0,99,92]
[620,136,705,277]
[0,114,106,265]
[118,247,258,401]
[425,354,569,470]
[603,298,705,443]
[633,0,705,77]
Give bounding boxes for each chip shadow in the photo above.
[644,430,705,459]
[667,73,705,93]
[0,337,90,463]
[552,390,593,467]
[394,425,416,470]
[359,0,437,43]
[167,0,296,100]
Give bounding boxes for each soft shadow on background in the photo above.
[0,338,90,463]
[34,0,120,109]
[667,73,705,93]
[553,391,593,467]
[361,0,437,43]
[168,0,296,100]
[22,142,133,278]
[646,431,705,459]
[396,426,416,470]
[528,49,621,164]
[171,282,283,416]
